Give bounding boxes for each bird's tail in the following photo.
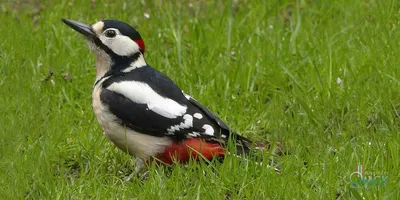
[230,134,282,173]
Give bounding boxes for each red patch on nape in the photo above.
[134,39,145,53]
[153,138,225,164]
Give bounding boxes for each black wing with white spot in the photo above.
[187,96,230,132]
[100,66,230,140]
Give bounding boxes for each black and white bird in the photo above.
[62,19,264,174]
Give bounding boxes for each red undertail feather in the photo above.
[154,138,225,164]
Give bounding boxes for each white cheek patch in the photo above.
[100,35,140,56]
[107,81,187,119]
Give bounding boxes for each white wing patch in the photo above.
[188,132,201,137]
[202,124,214,136]
[167,114,193,135]
[193,113,203,119]
[107,81,187,118]
[182,114,193,128]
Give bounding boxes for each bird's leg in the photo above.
[124,157,148,182]
[135,157,146,173]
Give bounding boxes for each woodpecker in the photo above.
[62,19,261,174]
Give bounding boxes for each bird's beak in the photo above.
[62,18,96,39]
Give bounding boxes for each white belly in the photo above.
[92,84,172,159]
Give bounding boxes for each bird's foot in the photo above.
[124,157,148,182]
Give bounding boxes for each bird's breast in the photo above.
[92,85,109,131]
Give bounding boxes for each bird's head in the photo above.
[62,19,146,77]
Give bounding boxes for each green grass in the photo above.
[1,0,399,199]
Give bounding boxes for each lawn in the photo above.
[1,0,399,199]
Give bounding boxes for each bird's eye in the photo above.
[105,30,116,38]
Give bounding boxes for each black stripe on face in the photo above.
[93,52,142,87]
[93,37,114,55]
